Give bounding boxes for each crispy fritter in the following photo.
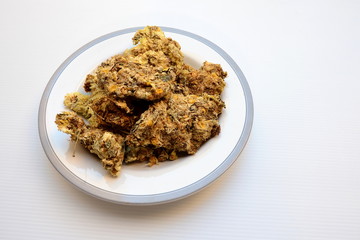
[124,146,178,166]
[126,94,224,154]
[55,26,227,177]
[176,61,227,95]
[64,91,136,134]
[130,26,184,66]
[55,111,125,176]
[83,26,183,101]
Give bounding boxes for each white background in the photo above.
[1,0,360,239]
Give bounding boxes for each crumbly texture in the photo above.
[83,26,183,101]
[175,61,227,96]
[126,93,224,155]
[55,111,125,176]
[55,26,226,176]
[64,91,137,134]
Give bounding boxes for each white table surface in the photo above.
[1,0,360,239]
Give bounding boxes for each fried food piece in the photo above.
[83,26,183,101]
[130,26,184,66]
[55,111,125,176]
[176,61,227,96]
[124,146,178,166]
[126,93,224,155]
[56,26,227,176]
[63,91,137,134]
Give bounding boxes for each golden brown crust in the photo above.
[84,26,183,101]
[55,26,226,176]
[126,94,224,154]
[64,91,137,134]
[176,62,227,96]
[55,111,125,176]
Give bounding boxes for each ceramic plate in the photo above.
[38,26,253,205]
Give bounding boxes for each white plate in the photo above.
[38,26,253,205]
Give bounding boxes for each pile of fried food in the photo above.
[55,26,227,176]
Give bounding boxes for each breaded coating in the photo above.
[126,94,224,154]
[64,91,137,134]
[83,26,183,101]
[176,61,227,96]
[55,111,125,176]
[55,26,227,177]
[130,26,184,66]
[124,146,178,166]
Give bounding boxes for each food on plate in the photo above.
[55,26,227,176]
[55,111,125,176]
[126,93,224,155]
